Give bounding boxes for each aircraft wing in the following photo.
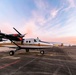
[9,41,51,49]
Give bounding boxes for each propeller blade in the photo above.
[22,33,27,37]
[13,27,26,38]
[13,27,22,35]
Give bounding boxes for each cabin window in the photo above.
[34,39,37,42]
[29,41,31,43]
[26,41,28,43]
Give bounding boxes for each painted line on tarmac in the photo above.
[1,56,20,59]
[0,60,20,70]
[10,57,38,75]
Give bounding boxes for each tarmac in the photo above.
[0,46,76,75]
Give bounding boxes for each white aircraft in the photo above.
[8,37,53,56]
[0,27,62,56]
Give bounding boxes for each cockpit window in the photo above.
[34,39,37,42]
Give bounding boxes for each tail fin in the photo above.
[37,37,40,42]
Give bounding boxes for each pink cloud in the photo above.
[41,36,76,45]
[20,20,38,38]
[67,0,76,8]
[0,21,14,34]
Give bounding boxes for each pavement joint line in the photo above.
[64,55,73,75]
[26,71,52,74]
[53,58,67,75]
[39,61,64,67]
[52,66,61,75]
[64,62,72,75]
[21,55,76,63]
[10,57,38,75]
[42,57,76,63]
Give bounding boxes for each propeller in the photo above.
[13,27,27,44]
[0,30,5,36]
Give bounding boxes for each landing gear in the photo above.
[9,50,15,56]
[40,50,44,55]
[26,49,29,52]
[9,47,20,56]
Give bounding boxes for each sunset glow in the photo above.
[0,0,76,45]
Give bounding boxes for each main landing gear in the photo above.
[9,49,30,56]
[26,49,29,52]
[40,50,44,55]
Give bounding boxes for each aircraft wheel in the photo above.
[26,49,29,52]
[9,51,15,56]
[40,50,44,55]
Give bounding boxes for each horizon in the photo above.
[0,0,76,45]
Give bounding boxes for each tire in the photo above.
[26,49,29,52]
[40,50,44,55]
[9,51,15,56]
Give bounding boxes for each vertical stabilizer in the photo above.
[37,37,40,42]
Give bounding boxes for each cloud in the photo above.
[50,6,63,18]
[67,0,76,8]
[1,0,76,44]
[20,19,38,38]
[21,0,76,45]
[34,0,49,11]
[64,0,76,11]
[0,21,14,33]
[32,11,46,26]
[51,9,58,18]
[42,36,76,45]
[19,0,76,45]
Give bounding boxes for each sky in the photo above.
[0,0,76,45]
